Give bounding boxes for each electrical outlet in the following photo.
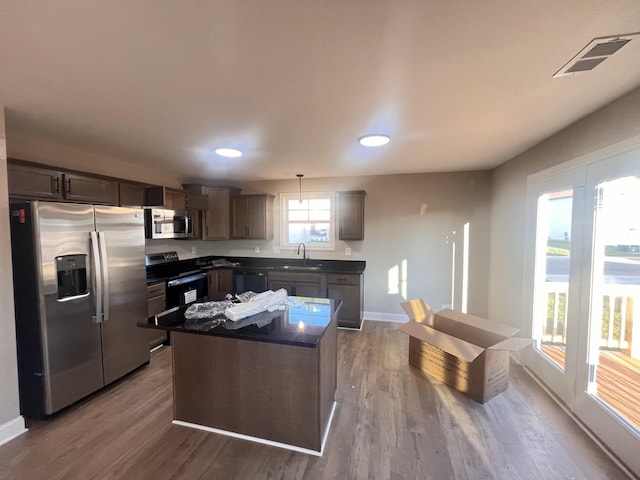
[255,245,260,253]
[345,247,351,256]
[191,246,197,254]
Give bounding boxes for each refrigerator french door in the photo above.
[10,201,149,417]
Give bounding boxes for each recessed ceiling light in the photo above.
[358,134,390,147]
[215,148,242,158]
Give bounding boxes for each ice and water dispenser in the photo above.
[55,254,89,301]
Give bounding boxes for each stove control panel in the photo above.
[145,251,179,266]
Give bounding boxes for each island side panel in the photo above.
[171,331,323,451]
[318,316,337,441]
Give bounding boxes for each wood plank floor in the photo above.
[0,321,635,480]
[541,344,640,430]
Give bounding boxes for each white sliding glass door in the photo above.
[524,147,640,475]
[524,171,585,407]
[574,152,640,473]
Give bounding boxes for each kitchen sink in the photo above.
[280,264,323,271]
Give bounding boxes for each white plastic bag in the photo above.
[225,289,289,321]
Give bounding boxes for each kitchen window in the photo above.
[280,192,335,251]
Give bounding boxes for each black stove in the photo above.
[145,251,183,285]
[146,251,209,307]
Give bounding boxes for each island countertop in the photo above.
[138,296,342,348]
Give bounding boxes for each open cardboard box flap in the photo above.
[399,320,485,363]
[435,308,520,338]
[400,298,434,326]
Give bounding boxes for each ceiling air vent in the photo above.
[553,33,638,78]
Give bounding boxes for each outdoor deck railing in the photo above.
[541,283,640,359]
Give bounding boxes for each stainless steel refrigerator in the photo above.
[10,201,150,417]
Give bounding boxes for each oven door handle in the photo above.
[166,272,207,287]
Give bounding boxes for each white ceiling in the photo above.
[1,1,640,182]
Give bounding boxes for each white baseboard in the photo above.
[0,416,27,447]
[173,401,337,457]
[363,311,407,323]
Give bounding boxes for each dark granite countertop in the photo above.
[195,255,366,274]
[138,296,341,348]
[146,255,365,285]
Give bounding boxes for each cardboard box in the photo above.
[400,299,531,403]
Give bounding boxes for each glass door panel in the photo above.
[532,189,574,371]
[586,175,640,431]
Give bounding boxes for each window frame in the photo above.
[279,191,336,251]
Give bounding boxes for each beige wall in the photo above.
[488,85,640,330]
[0,107,25,443]
[8,133,184,188]
[150,171,493,319]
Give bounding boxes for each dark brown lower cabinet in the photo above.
[268,271,363,329]
[327,274,363,329]
[207,268,234,300]
[268,271,326,297]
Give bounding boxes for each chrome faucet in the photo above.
[296,242,307,264]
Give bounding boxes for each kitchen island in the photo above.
[138,296,340,455]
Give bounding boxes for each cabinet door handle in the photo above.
[64,178,71,195]
[51,177,60,194]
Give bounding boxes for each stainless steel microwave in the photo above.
[144,208,193,239]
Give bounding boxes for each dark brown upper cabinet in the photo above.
[337,190,366,240]
[118,182,148,207]
[62,172,119,205]
[145,186,207,212]
[230,194,274,240]
[183,185,241,240]
[8,162,119,205]
[7,162,63,200]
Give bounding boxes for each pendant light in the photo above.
[297,174,304,203]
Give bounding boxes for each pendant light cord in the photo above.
[297,174,304,203]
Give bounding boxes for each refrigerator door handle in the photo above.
[98,231,110,321]
[91,231,103,323]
